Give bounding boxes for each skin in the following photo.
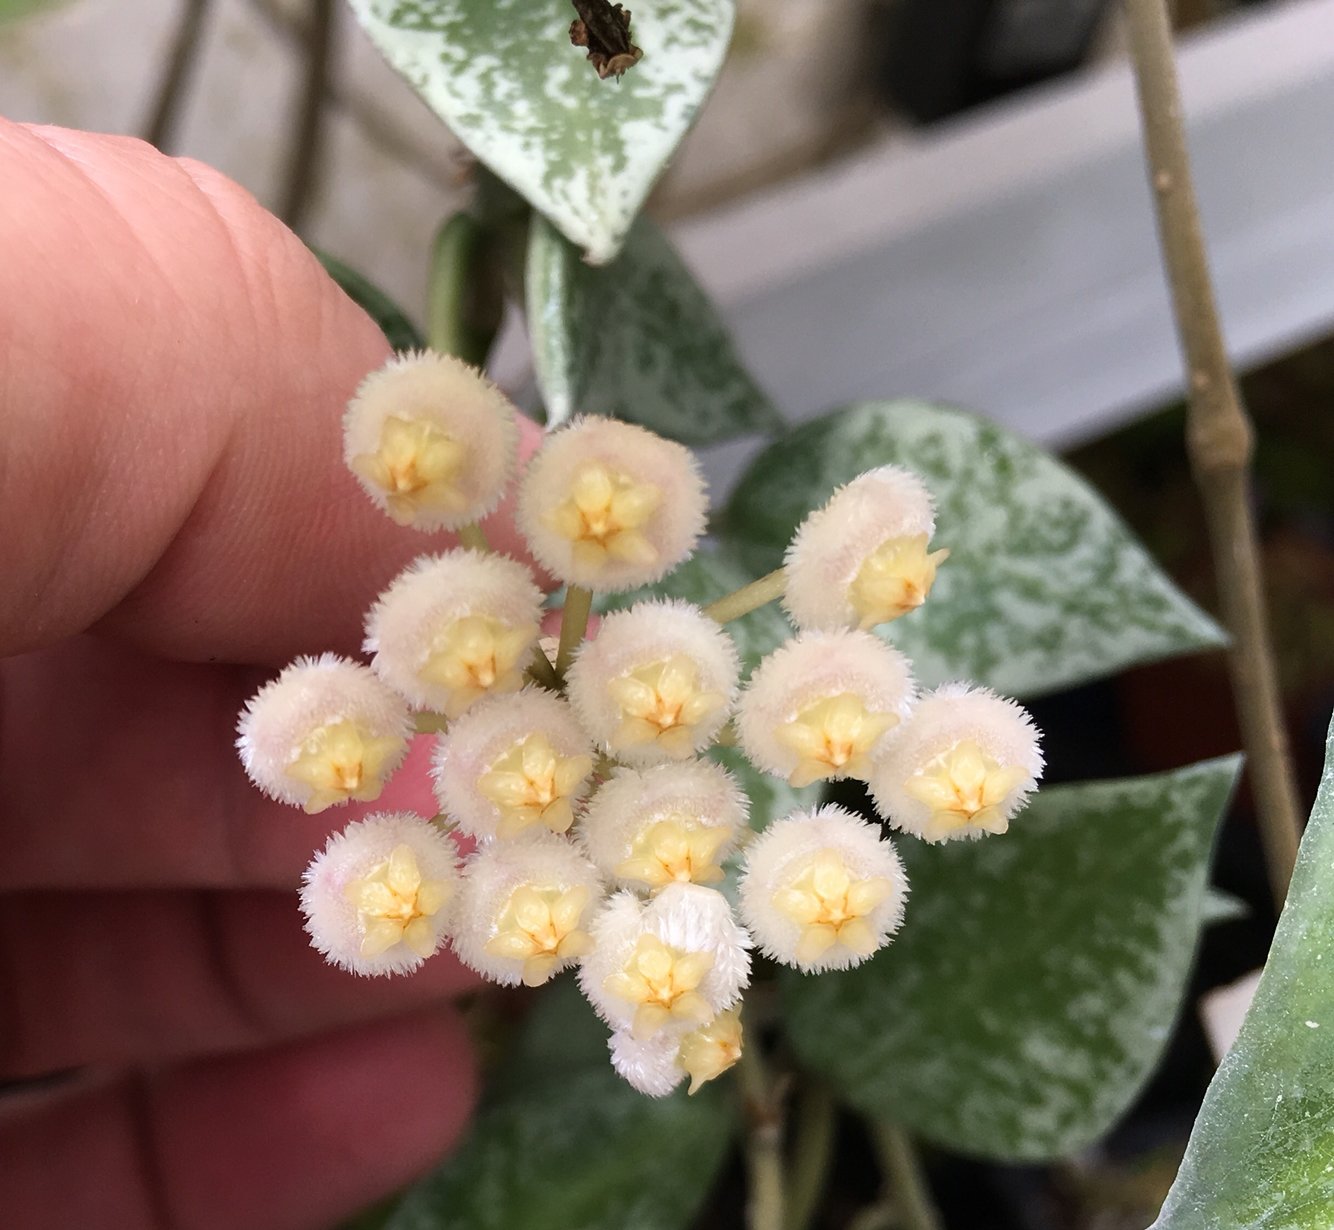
[0,119,540,1228]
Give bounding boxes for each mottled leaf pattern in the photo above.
[346,0,734,263]
[380,982,736,1230]
[527,214,781,442]
[1154,718,1334,1230]
[784,758,1241,1161]
[725,402,1226,697]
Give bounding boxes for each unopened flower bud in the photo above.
[236,654,411,813]
[364,550,542,717]
[580,760,747,891]
[783,466,948,631]
[343,350,518,530]
[432,689,595,842]
[567,600,738,764]
[579,884,750,1041]
[739,804,907,972]
[516,417,706,592]
[452,835,602,987]
[737,630,914,788]
[869,683,1042,842]
[300,811,459,976]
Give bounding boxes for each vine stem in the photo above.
[737,1044,787,1230]
[556,586,593,676]
[783,1082,835,1230]
[1124,0,1303,908]
[872,1122,943,1230]
[141,0,211,151]
[704,568,786,624]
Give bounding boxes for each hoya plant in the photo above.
[210,1,1324,1227]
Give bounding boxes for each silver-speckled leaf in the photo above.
[347,0,734,264]
[784,756,1241,1161]
[1153,717,1334,1230]
[724,401,1227,697]
[378,981,736,1229]
[527,214,781,442]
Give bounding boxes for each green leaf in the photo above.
[381,981,737,1230]
[346,0,734,264]
[710,744,820,833]
[0,0,64,21]
[526,214,781,443]
[1153,718,1334,1230]
[724,401,1226,697]
[784,757,1241,1161]
[316,250,425,352]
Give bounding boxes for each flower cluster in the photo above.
[236,350,1043,1097]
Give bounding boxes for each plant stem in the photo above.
[427,213,503,366]
[783,1083,835,1230]
[738,1044,787,1230]
[142,0,211,151]
[873,1122,943,1230]
[457,522,490,553]
[1124,0,1303,908]
[526,644,563,691]
[556,586,593,676]
[278,0,337,232]
[705,568,786,625]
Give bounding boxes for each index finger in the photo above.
[0,120,536,666]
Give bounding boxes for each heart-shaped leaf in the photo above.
[724,401,1226,697]
[1153,717,1334,1229]
[783,757,1241,1161]
[527,214,781,442]
[377,981,736,1229]
[347,0,735,264]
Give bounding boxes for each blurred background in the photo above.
[3,1,1333,1225]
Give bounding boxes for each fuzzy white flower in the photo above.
[737,630,914,788]
[343,350,518,530]
[364,550,543,717]
[579,884,751,1041]
[300,812,460,976]
[567,600,739,764]
[580,760,747,891]
[783,466,949,631]
[608,1029,684,1098]
[516,417,707,592]
[236,653,411,813]
[452,835,602,987]
[869,683,1043,842]
[739,804,907,972]
[432,689,595,841]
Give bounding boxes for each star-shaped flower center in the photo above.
[605,934,715,1040]
[350,415,467,525]
[345,843,452,959]
[677,1008,744,1094]
[286,719,404,813]
[775,692,897,787]
[483,884,594,987]
[772,850,893,966]
[903,740,1028,840]
[545,461,661,574]
[606,655,724,758]
[477,734,593,838]
[616,818,731,890]
[419,615,536,717]
[849,533,950,628]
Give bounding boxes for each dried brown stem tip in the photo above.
[569,0,643,79]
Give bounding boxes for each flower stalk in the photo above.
[556,584,593,675]
[705,567,786,625]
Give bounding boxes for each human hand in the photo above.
[0,119,529,1229]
